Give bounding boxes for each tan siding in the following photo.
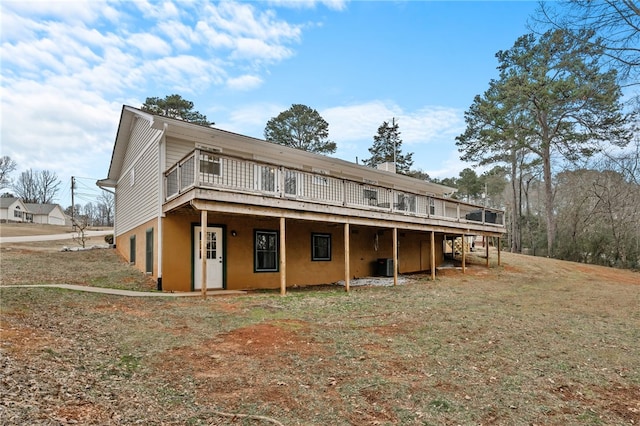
[121,117,161,172]
[115,118,162,235]
[165,137,196,170]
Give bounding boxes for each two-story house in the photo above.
[98,106,504,294]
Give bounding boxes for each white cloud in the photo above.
[323,101,463,145]
[209,2,301,41]
[400,106,464,145]
[320,100,468,175]
[1,0,116,25]
[194,20,240,50]
[157,20,196,51]
[323,101,401,142]
[267,0,348,11]
[0,79,121,193]
[196,2,302,62]
[232,37,294,61]
[0,0,347,206]
[217,102,286,138]
[130,0,181,21]
[227,74,263,91]
[425,150,475,180]
[128,33,172,57]
[140,55,226,93]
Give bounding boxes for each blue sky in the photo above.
[1,0,542,208]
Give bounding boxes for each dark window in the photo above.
[200,154,221,176]
[312,233,331,261]
[255,230,278,272]
[363,188,377,205]
[260,166,276,192]
[284,170,298,195]
[145,228,153,274]
[130,235,136,264]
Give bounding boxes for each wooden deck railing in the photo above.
[165,149,505,227]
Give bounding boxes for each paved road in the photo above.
[0,230,113,244]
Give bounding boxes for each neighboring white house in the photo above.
[24,203,67,226]
[0,198,31,223]
[0,198,66,225]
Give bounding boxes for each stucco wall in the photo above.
[160,212,445,292]
[115,218,158,279]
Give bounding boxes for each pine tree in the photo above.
[362,118,413,174]
[456,29,634,256]
[264,104,336,154]
[141,94,212,126]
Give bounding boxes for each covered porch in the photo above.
[164,199,502,297]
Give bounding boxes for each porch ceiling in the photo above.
[163,190,503,237]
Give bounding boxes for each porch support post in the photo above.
[200,209,207,299]
[344,223,350,292]
[461,234,466,274]
[279,217,286,296]
[497,236,501,266]
[485,235,490,268]
[430,231,436,281]
[393,227,398,286]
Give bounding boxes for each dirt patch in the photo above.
[552,382,640,423]
[0,325,63,355]
[162,320,321,366]
[572,263,640,285]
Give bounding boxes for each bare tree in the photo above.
[38,170,60,204]
[83,202,96,226]
[0,156,17,189]
[12,169,61,204]
[555,165,640,268]
[97,191,114,226]
[12,169,39,203]
[536,1,640,90]
[72,216,90,248]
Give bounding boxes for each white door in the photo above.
[193,226,224,289]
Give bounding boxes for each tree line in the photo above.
[0,156,114,227]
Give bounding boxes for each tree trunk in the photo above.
[542,143,555,257]
[510,148,520,253]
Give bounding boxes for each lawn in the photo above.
[1,243,638,425]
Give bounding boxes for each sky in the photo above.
[1,0,544,209]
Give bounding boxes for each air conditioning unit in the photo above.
[376,258,394,277]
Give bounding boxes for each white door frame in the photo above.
[193,225,224,290]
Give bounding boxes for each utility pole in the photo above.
[71,176,75,230]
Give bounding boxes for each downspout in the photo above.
[96,184,116,237]
[156,123,167,291]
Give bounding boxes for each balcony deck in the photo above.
[164,149,505,235]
